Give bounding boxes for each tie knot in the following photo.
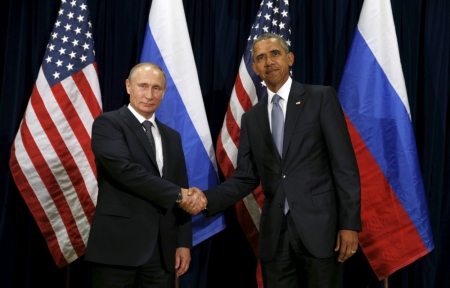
[272,94,281,104]
[142,120,153,130]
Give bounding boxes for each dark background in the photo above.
[1,0,449,287]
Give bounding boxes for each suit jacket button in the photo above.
[282,174,286,178]
[278,203,283,208]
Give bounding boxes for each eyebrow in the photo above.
[255,49,282,58]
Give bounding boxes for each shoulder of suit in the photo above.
[244,100,265,117]
[94,107,121,121]
[155,119,181,137]
[294,82,337,98]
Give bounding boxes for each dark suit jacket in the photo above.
[85,105,191,271]
[205,81,361,262]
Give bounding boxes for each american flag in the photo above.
[215,0,290,286]
[9,0,101,267]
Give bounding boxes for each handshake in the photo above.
[179,187,207,215]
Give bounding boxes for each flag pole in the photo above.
[384,277,388,288]
[65,263,71,288]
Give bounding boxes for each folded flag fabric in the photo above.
[338,0,434,279]
[140,0,226,246]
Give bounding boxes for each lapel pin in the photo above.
[296,101,301,105]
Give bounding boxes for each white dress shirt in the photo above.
[267,77,293,132]
[128,104,164,176]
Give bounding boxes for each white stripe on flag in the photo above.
[358,0,410,117]
[10,0,100,267]
[238,58,259,105]
[61,76,95,137]
[82,64,103,115]
[149,0,218,171]
[24,103,91,247]
[13,127,78,262]
[144,0,225,245]
[242,195,261,231]
[36,71,98,205]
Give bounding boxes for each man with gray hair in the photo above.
[86,62,201,287]
[183,33,361,287]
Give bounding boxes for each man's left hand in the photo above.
[175,247,191,277]
[334,229,358,262]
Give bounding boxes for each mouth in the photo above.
[265,69,279,75]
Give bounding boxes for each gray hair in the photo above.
[251,33,290,60]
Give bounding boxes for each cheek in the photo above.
[155,95,164,104]
[254,64,264,76]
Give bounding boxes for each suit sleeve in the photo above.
[320,87,361,231]
[204,112,260,215]
[92,113,181,208]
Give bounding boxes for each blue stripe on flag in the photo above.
[141,22,225,246]
[339,29,433,249]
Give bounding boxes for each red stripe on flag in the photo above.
[51,81,97,175]
[235,199,263,287]
[16,119,86,257]
[252,184,264,208]
[345,114,428,279]
[10,144,69,268]
[224,105,241,149]
[215,132,236,179]
[72,69,102,118]
[234,74,253,111]
[223,74,254,149]
[9,0,100,267]
[31,87,96,222]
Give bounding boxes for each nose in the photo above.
[144,91,154,100]
[144,94,152,101]
[265,56,274,66]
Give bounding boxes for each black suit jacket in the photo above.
[85,105,191,271]
[205,81,361,262]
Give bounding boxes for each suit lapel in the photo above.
[119,106,160,173]
[282,81,306,157]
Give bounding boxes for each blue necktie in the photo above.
[271,94,289,214]
[142,120,156,158]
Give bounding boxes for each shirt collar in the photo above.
[127,104,156,126]
[267,77,293,104]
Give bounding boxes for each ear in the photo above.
[287,52,295,67]
[125,79,131,94]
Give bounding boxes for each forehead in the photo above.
[254,38,283,53]
[133,67,163,82]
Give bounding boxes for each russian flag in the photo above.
[140,0,226,246]
[338,0,433,279]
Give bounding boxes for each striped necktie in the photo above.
[142,120,156,158]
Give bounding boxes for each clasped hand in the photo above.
[179,187,207,215]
